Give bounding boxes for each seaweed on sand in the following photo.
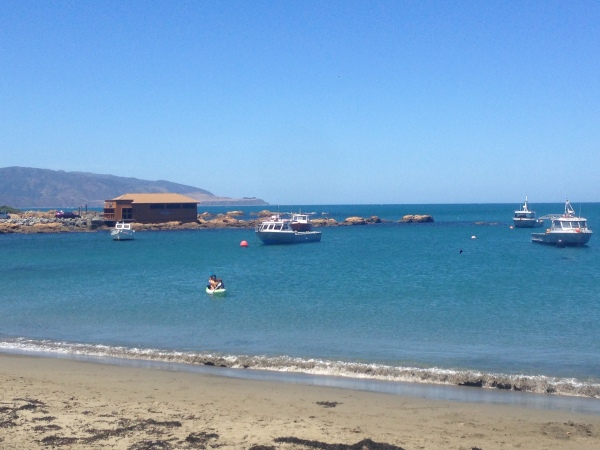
[273,437,406,450]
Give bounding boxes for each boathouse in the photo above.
[103,193,198,224]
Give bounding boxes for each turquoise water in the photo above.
[1,203,599,400]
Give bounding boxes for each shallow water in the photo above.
[1,203,599,400]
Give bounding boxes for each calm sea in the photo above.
[2,203,600,411]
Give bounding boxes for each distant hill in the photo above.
[0,167,269,208]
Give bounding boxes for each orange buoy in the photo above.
[240,240,248,247]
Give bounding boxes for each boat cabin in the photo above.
[257,217,292,232]
[551,218,588,230]
[514,211,536,219]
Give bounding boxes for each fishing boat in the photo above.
[255,214,321,245]
[531,200,592,247]
[513,195,543,228]
[290,213,314,231]
[111,222,135,241]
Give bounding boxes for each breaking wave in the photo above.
[2,337,599,398]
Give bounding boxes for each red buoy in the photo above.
[240,240,248,247]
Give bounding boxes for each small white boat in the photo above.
[255,214,321,245]
[111,222,135,241]
[513,195,543,228]
[531,200,592,247]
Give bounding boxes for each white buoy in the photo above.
[471,235,476,239]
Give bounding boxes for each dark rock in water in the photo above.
[474,221,501,226]
[399,214,434,223]
[490,381,513,390]
[458,379,484,388]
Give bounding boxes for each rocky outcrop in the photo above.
[342,216,383,225]
[0,213,107,233]
[343,216,367,225]
[399,214,434,223]
[311,218,338,227]
[0,210,434,233]
[251,210,279,218]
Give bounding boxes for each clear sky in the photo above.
[1,1,599,204]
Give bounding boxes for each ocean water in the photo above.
[1,203,600,407]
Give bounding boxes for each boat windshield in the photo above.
[260,222,288,231]
[515,212,535,219]
[553,220,587,229]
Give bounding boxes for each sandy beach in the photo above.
[1,353,599,449]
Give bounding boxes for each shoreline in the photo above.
[6,348,600,414]
[3,339,600,401]
[2,353,600,450]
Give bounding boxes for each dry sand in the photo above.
[1,353,599,450]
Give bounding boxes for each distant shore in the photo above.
[0,210,434,234]
[2,352,600,450]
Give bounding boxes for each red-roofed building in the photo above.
[104,193,198,224]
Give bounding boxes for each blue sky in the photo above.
[1,1,599,204]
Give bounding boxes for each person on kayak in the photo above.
[208,274,224,291]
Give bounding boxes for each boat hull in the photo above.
[206,287,226,295]
[111,231,134,241]
[531,231,592,246]
[290,223,312,231]
[255,230,322,245]
[513,218,544,228]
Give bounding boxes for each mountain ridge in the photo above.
[0,167,268,208]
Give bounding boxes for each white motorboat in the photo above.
[513,195,543,228]
[111,222,135,241]
[255,214,321,245]
[531,200,592,247]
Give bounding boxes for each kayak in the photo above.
[206,287,226,295]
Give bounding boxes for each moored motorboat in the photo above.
[290,213,314,231]
[531,200,592,247]
[111,222,135,241]
[513,195,543,228]
[255,214,321,245]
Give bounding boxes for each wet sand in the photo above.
[1,353,599,449]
